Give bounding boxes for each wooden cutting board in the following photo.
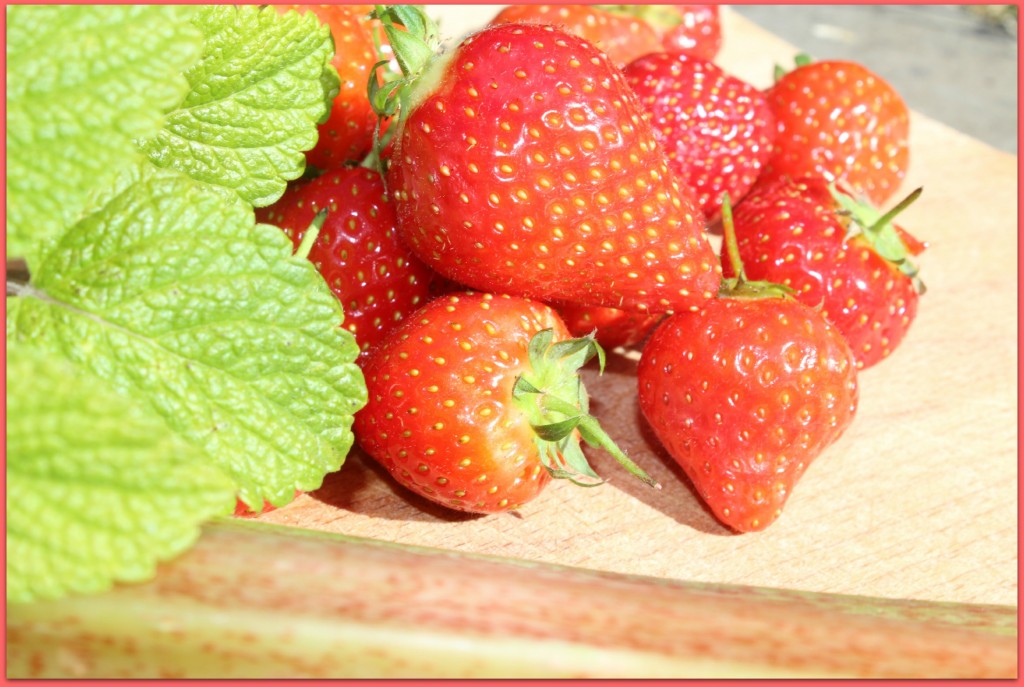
[253,7,1018,608]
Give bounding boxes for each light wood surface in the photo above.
[253,7,1018,607]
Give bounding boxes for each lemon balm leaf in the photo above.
[8,165,366,509]
[5,5,202,267]
[6,344,236,604]
[138,5,341,208]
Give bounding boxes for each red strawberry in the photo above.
[489,4,662,67]
[725,175,925,370]
[763,57,910,206]
[257,167,435,356]
[638,198,859,532]
[278,5,382,169]
[555,303,661,350]
[623,53,776,221]
[354,292,657,513]
[659,5,722,61]
[379,16,720,314]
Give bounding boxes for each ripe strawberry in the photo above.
[354,292,657,513]
[555,303,661,350]
[257,167,435,356]
[659,5,722,61]
[278,5,382,169]
[379,16,720,314]
[763,57,910,206]
[488,4,662,67]
[638,198,859,532]
[623,53,776,221]
[724,175,925,369]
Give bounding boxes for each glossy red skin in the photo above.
[354,293,572,513]
[257,168,435,356]
[763,60,910,206]
[279,5,379,169]
[623,53,776,222]
[726,175,922,369]
[388,23,720,315]
[556,302,662,350]
[638,297,859,533]
[489,4,662,67]
[661,5,721,61]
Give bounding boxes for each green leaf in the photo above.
[532,416,582,443]
[540,440,604,487]
[6,344,236,604]
[138,5,340,208]
[8,164,367,508]
[5,4,203,267]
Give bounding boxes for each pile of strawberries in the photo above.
[253,4,926,533]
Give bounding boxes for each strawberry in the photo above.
[725,175,926,370]
[555,303,661,350]
[354,292,657,513]
[659,5,722,61]
[488,4,662,67]
[278,5,382,169]
[623,53,776,221]
[376,13,720,314]
[257,167,435,356]
[638,197,859,532]
[762,56,910,206]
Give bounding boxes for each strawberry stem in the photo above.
[720,192,746,282]
[294,209,327,261]
[718,194,795,301]
[868,186,922,233]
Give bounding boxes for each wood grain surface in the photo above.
[252,7,1018,607]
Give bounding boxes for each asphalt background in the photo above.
[731,5,1018,154]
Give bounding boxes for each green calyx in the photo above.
[367,5,442,178]
[830,184,926,293]
[718,193,795,301]
[773,52,813,82]
[512,329,659,489]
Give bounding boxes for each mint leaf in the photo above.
[138,5,341,208]
[6,5,203,267]
[6,344,236,604]
[8,164,367,509]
